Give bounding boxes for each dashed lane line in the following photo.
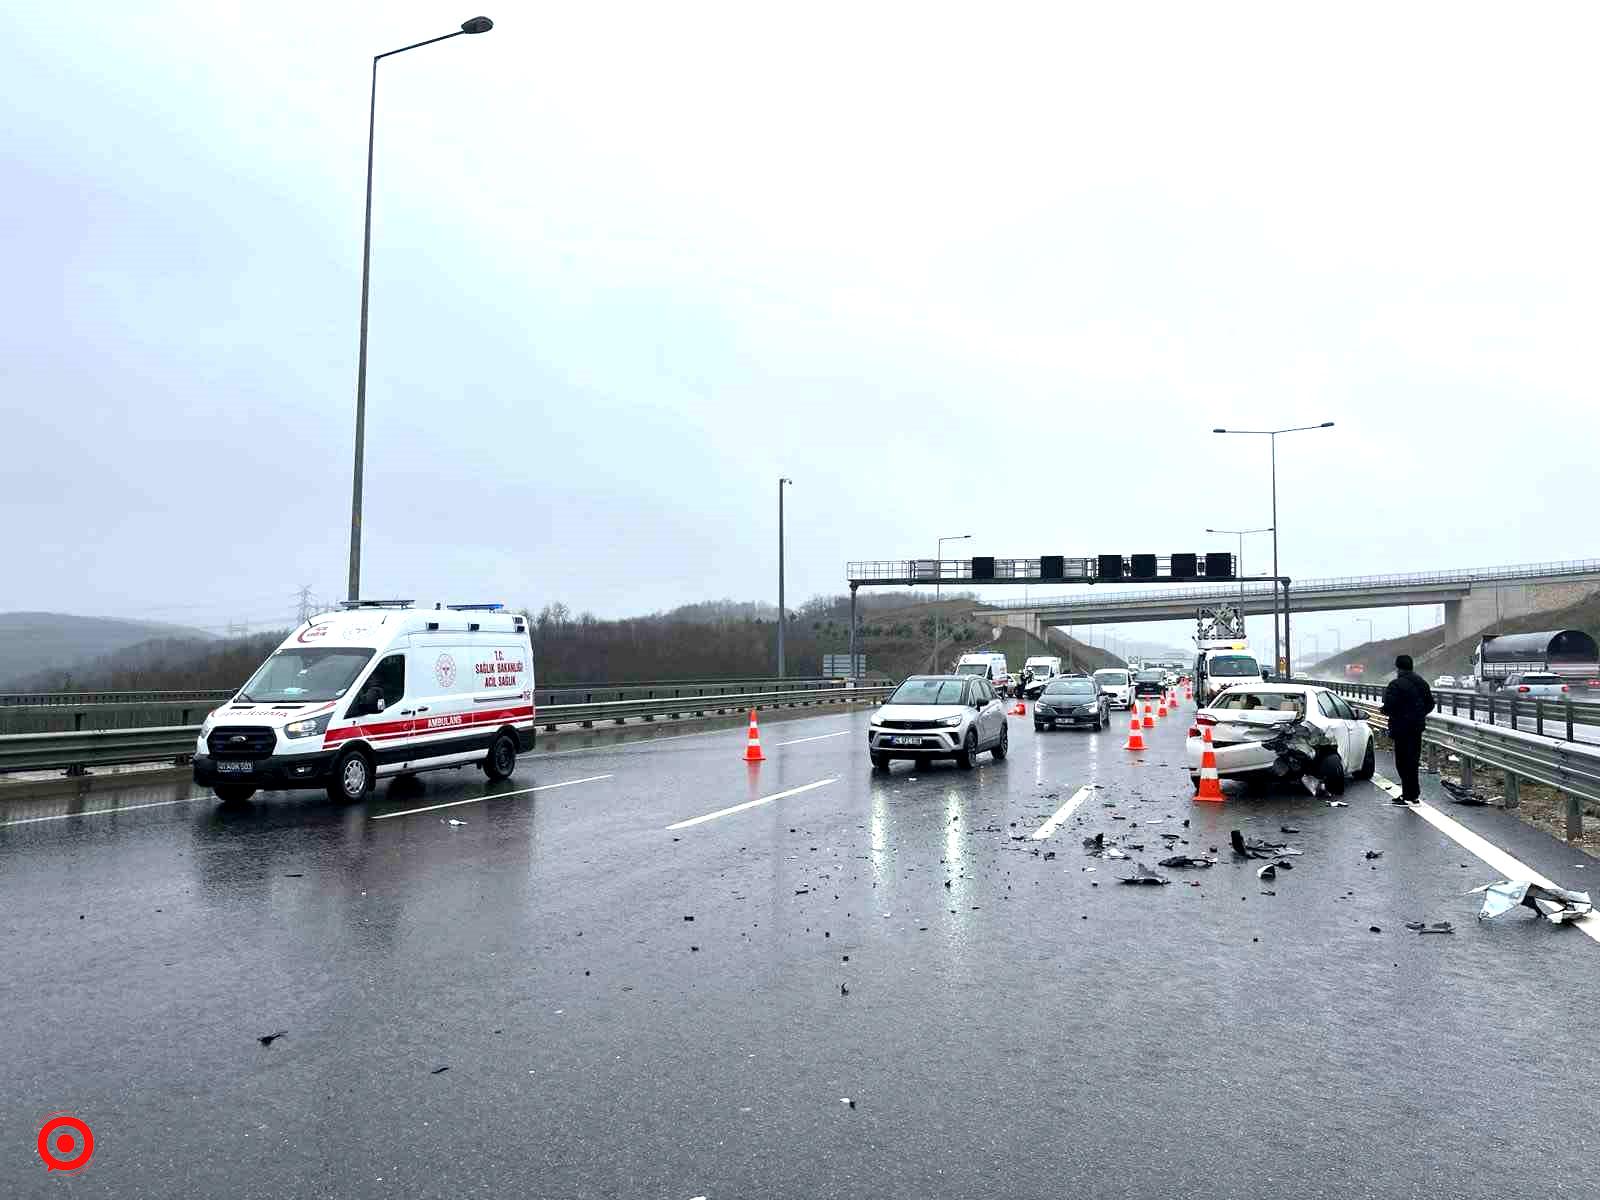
[371,775,613,820]
[667,778,836,831]
[0,796,200,827]
[1373,773,1600,945]
[1031,785,1092,841]
[774,731,852,747]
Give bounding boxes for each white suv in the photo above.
[869,675,1009,770]
[1093,668,1135,709]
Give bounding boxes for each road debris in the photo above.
[1404,921,1456,935]
[1280,825,1301,834]
[840,1097,856,1109]
[1157,855,1216,869]
[1119,862,1170,886]
[1256,864,1276,880]
[1440,779,1486,806]
[442,818,467,827]
[1230,830,1304,860]
[1364,851,1383,860]
[257,1031,287,1046]
[1327,800,1348,808]
[431,1066,450,1075]
[1471,880,1593,925]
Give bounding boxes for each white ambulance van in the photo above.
[193,601,536,803]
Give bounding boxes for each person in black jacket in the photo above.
[1381,654,1435,804]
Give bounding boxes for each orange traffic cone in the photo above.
[1196,727,1224,801]
[1142,703,1155,729]
[1184,685,1193,702]
[1012,701,1027,717]
[1125,715,1146,751]
[743,709,766,762]
[1157,697,1168,719]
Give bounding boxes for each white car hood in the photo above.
[874,703,968,722]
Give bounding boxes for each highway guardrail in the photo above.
[1307,678,1600,745]
[0,684,895,778]
[1346,697,1596,841]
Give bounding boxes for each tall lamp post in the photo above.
[1357,616,1375,647]
[346,16,495,604]
[777,477,793,676]
[933,533,972,672]
[1326,627,1343,655]
[1212,422,1334,675]
[1205,525,1273,643]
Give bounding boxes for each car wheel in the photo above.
[1100,707,1109,729]
[1033,721,1044,732]
[484,732,517,781]
[1319,751,1347,797]
[992,723,1009,760]
[870,751,890,771]
[213,784,256,803]
[1354,737,1376,781]
[957,730,978,770]
[1189,773,1201,791]
[327,749,374,804]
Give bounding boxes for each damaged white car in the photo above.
[1186,684,1376,795]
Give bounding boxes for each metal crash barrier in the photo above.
[0,684,896,778]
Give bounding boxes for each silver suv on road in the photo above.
[868,675,1008,770]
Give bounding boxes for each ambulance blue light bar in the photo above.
[445,603,505,611]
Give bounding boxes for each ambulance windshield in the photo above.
[238,648,376,703]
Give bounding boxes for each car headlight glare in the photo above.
[285,713,332,739]
[938,715,964,727]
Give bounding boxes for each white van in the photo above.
[1022,656,1063,698]
[193,601,536,803]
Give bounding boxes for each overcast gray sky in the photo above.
[5,2,1596,652]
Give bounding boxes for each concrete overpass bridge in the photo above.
[973,558,1600,645]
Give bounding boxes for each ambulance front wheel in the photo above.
[484,733,517,781]
[327,749,374,803]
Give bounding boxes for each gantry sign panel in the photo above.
[845,553,1235,586]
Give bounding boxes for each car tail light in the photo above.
[1187,726,1200,738]
[1562,685,1570,693]
[1517,686,1530,693]
[1196,714,1217,726]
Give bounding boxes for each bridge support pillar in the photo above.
[1443,599,1464,646]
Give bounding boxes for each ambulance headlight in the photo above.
[285,713,332,739]
[199,710,216,738]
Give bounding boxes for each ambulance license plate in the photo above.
[216,760,254,774]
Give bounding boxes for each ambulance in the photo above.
[192,601,536,803]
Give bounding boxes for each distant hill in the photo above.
[0,612,214,690]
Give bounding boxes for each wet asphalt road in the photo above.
[2,704,1598,1199]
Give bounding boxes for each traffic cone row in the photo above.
[743,709,765,762]
[1141,703,1154,729]
[1195,726,1224,801]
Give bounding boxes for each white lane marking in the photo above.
[774,730,851,747]
[667,778,836,831]
[0,796,200,827]
[371,775,612,820]
[1373,773,1600,945]
[1031,785,1092,841]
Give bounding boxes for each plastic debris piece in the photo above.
[1119,862,1170,886]
[444,818,467,826]
[1369,925,1382,933]
[1230,830,1302,859]
[1364,851,1383,860]
[1158,855,1216,869]
[840,1097,856,1109]
[1471,879,1592,925]
[258,1031,287,1046]
[1327,800,1348,808]
[1441,779,1486,806]
[1256,864,1276,880]
[1043,851,1056,861]
[1280,825,1301,834]
[431,1066,450,1075]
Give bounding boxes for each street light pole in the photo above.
[1326,627,1342,654]
[1357,616,1375,647]
[1213,422,1334,676]
[1205,526,1272,643]
[777,477,792,676]
[346,17,495,604]
[933,534,972,672]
